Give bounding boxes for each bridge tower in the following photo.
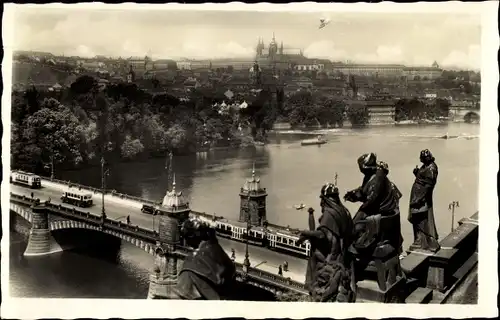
[147,174,191,299]
[24,204,62,256]
[239,163,268,227]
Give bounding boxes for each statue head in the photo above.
[181,216,217,249]
[378,161,389,175]
[320,182,340,208]
[419,149,435,164]
[357,153,378,175]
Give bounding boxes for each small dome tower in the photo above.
[239,163,268,226]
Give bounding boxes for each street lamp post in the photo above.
[449,201,460,232]
[243,221,251,273]
[101,157,109,219]
[152,212,156,233]
[50,154,55,180]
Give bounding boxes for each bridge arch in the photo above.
[463,111,480,123]
[10,202,156,256]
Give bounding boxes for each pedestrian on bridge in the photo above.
[231,248,236,261]
[31,192,34,199]
[283,261,288,272]
[126,215,130,225]
[278,265,283,276]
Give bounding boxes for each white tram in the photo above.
[61,188,93,208]
[10,170,42,188]
[214,220,311,258]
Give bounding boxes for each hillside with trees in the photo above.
[394,97,451,122]
[11,75,279,173]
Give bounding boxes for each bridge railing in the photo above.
[10,192,158,242]
[233,261,307,295]
[14,173,302,234]
[247,267,307,292]
[38,175,161,205]
[35,201,104,226]
[104,218,157,242]
[10,193,38,206]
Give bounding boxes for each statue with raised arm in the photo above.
[297,182,356,303]
[174,217,236,300]
[344,153,404,285]
[408,149,440,252]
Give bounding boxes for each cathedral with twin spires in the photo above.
[255,33,304,61]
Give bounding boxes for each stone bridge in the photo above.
[10,193,308,299]
[10,200,158,256]
[449,105,480,122]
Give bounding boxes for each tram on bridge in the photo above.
[61,187,94,208]
[10,171,42,189]
[215,220,311,258]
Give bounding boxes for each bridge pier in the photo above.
[147,244,180,299]
[24,206,62,257]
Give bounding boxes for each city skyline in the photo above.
[9,7,481,70]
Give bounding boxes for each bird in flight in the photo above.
[319,17,331,29]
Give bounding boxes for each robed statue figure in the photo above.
[174,217,236,300]
[408,149,440,252]
[297,183,356,303]
[344,153,404,280]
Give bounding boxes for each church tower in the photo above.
[239,163,268,226]
[127,65,135,83]
[251,61,262,86]
[268,32,279,61]
[256,37,265,58]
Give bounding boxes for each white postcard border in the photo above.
[1,2,498,319]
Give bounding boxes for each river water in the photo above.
[9,122,480,298]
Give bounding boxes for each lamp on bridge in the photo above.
[50,153,55,180]
[243,220,251,273]
[100,157,110,219]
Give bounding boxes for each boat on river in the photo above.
[301,135,327,146]
[294,203,306,210]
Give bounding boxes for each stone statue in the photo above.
[173,216,236,300]
[297,183,356,303]
[408,149,440,252]
[344,153,404,285]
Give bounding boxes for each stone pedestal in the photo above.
[400,250,432,288]
[408,244,439,254]
[372,254,402,291]
[426,219,478,292]
[426,248,458,291]
[405,287,433,304]
[357,242,407,302]
[147,274,179,299]
[357,275,406,303]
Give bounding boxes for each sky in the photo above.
[9,7,482,70]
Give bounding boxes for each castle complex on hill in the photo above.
[13,33,452,81]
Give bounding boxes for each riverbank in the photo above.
[272,119,455,131]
